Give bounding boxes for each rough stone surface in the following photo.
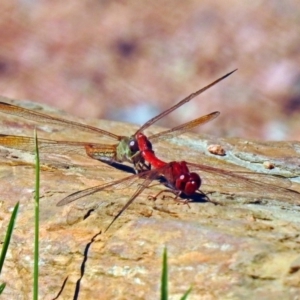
[0,100,300,299]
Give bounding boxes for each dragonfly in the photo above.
[57,130,300,232]
[0,69,236,173]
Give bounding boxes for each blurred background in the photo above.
[0,0,299,140]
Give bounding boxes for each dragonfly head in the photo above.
[116,136,139,162]
[128,137,140,154]
[176,172,201,195]
[115,135,151,172]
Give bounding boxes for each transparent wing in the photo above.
[149,111,220,143]
[0,101,120,140]
[186,162,300,204]
[56,168,161,206]
[56,167,163,231]
[136,69,236,134]
[0,134,116,157]
[104,174,156,232]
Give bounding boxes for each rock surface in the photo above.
[0,100,300,299]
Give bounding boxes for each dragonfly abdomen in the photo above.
[84,144,117,163]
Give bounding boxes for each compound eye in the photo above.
[189,173,201,189]
[129,140,139,153]
[175,174,189,191]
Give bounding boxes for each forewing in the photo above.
[57,167,162,231]
[0,101,120,140]
[135,69,236,135]
[149,112,220,143]
[56,168,160,206]
[0,134,115,158]
[104,174,157,232]
[187,162,300,204]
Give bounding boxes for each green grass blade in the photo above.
[0,283,6,294]
[33,130,40,300]
[160,247,168,300]
[180,286,192,300]
[0,201,19,274]
[0,201,19,295]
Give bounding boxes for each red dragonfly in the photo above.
[57,130,300,232]
[0,70,236,173]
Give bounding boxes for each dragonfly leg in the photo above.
[148,189,172,201]
[171,194,192,208]
[136,161,151,173]
[147,189,192,207]
[197,190,220,206]
[132,152,151,173]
